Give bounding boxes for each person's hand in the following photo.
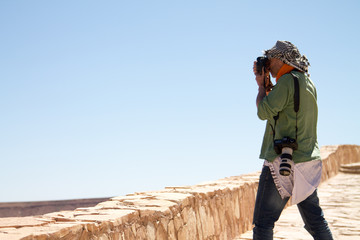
[253,61,266,89]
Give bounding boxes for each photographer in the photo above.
[252,41,333,240]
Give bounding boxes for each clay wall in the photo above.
[0,145,359,240]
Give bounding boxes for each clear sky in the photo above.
[1,0,359,202]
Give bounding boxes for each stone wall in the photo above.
[320,145,360,182]
[0,145,359,240]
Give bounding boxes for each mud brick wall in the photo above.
[320,145,360,182]
[0,145,359,240]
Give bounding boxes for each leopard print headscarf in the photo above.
[264,41,310,75]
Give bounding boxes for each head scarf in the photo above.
[264,41,310,75]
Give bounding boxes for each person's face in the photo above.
[269,58,284,78]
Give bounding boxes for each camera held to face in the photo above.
[274,137,298,176]
[255,56,270,75]
[255,56,273,91]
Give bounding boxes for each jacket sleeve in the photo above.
[257,75,292,121]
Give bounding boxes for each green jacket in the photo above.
[257,71,321,163]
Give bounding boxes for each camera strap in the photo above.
[271,71,300,141]
[291,72,300,140]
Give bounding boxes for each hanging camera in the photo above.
[274,137,298,176]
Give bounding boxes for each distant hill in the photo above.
[0,197,111,217]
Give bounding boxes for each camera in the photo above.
[274,137,298,176]
[255,56,270,75]
[256,56,273,91]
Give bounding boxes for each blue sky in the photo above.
[1,0,359,202]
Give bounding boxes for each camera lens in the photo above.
[279,153,292,176]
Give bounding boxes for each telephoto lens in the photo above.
[279,147,293,176]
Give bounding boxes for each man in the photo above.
[252,41,333,240]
